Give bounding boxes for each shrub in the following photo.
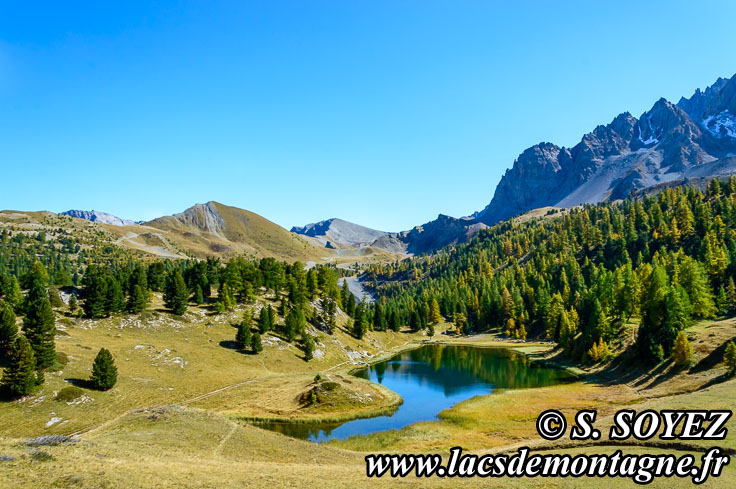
[55,386,84,402]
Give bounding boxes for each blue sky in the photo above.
[1,1,735,231]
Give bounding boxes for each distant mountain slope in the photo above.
[291,218,387,248]
[60,209,134,226]
[372,214,487,255]
[476,73,736,225]
[144,201,323,260]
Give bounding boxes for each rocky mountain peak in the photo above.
[476,73,736,226]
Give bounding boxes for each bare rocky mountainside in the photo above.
[476,73,736,224]
[290,218,387,248]
[60,209,135,226]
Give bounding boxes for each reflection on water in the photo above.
[256,344,573,442]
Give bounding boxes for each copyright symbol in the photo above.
[536,410,567,440]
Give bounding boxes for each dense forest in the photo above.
[365,177,736,365]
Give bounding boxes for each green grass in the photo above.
[2,302,736,488]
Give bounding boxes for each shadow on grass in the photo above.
[700,372,735,390]
[65,378,96,389]
[219,340,238,350]
[690,336,736,374]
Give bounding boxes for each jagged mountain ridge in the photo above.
[476,73,736,225]
[60,209,135,226]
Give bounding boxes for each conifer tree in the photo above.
[345,292,356,317]
[373,303,386,331]
[107,278,126,313]
[68,294,78,314]
[82,266,110,318]
[724,341,736,376]
[340,279,350,308]
[389,309,400,332]
[267,305,276,328]
[672,331,693,367]
[353,312,366,339]
[726,278,736,315]
[194,285,204,305]
[409,309,422,333]
[23,291,56,369]
[285,310,299,342]
[251,331,263,353]
[429,299,442,324]
[127,285,147,313]
[1,335,37,397]
[236,317,252,350]
[303,333,315,361]
[4,276,22,312]
[258,307,271,333]
[0,301,18,356]
[163,269,188,315]
[90,348,117,390]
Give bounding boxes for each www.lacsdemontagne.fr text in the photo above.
[365,446,730,484]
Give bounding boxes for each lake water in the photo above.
[257,344,574,442]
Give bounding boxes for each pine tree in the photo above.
[345,292,356,317]
[163,269,188,315]
[251,331,263,353]
[724,341,736,376]
[409,309,422,332]
[68,294,78,314]
[726,278,736,315]
[1,335,37,397]
[5,276,22,312]
[429,299,442,324]
[194,285,204,305]
[90,348,117,390]
[663,286,691,354]
[340,279,350,308]
[0,301,17,355]
[127,285,147,313]
[717,286,728,316]
[678,258,716,318]
[236,318,252,350]
[427,321,435,337]
[258,307,271,333]
[389,309,400,332]
[285,310,299,342]
[353,313,366,339]
[672,331,693,367]
[107,278,126,313]
[23,293,56,369]
[267,305,276,328]
[303,333,315,361]
[372,303,385,331]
